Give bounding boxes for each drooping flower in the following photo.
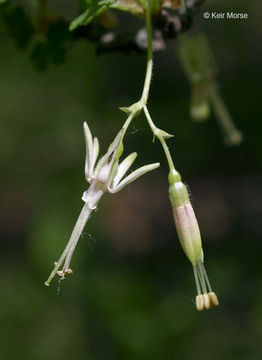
[45,121,160,285]
[168,169,219,310]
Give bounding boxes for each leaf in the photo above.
[30,42,49,71]
[47,20,70,65]
[3,7,34,49]
[47,20,70,45]
[69,0,117,31]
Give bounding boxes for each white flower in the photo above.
[45,121,159,285]
[82,121,160,209]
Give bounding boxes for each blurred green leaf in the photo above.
[3,7,34,48]
[30,20,71,70]
[30,42,49,71]
[47,20,70,45]
[47,20,70,65]
[69,0,117,31]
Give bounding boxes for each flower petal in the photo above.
[108,162,160,193]
[112,152,137,188]
[93,129,124,180]
[83,122,93,181]
[90,137,99,176]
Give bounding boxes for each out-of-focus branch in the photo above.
[73,0,206,54]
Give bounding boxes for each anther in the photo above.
[57,270,65,279]
[64,268,73,275]
[195,295,205,311]
[203,293,211,309]
[208,292,219,307]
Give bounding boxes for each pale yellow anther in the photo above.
[203,293,211,309]
[195,295,205,311]
[57,268,73,279]
[64,268,73,275]
[208,292,219,307]
[57,270,65,278]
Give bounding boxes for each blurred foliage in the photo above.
[0,0,206,70]
[0,1,75,70]
[69,0,118,31]
[0,0,262,360]
[30,20,70,70]
[3,6,34,48]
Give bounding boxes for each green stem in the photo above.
[159,136,175,172]
[122,112,135,134]
[143,105,175,172]
[141,3,153,105]
[121,1,176,176]
[120,1,153,136]
[139,2,177,176]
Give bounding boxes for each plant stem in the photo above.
[45,2,178,287]
[139,3,177,175]
[121,1,153,135]
[209,85,243,145]
[143,105,175,172]
[141,2,153,106]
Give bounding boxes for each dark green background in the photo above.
[0,0,261,359]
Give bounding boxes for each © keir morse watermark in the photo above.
[203,11,249,20]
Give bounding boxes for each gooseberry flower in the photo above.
[45,121,160,285]
[168,169,219,310]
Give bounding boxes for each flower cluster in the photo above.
[46,1,220,314]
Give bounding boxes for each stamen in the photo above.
[196,261,207,294]
[208,292,219,307]
[57,268,73,281]
[193,261,219,310]
[203,293,211,309]
[201,263,212,293]
[195,295,204,311]
[193,264,201,295]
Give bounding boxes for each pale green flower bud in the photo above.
[169,169,202,264]
[190,97,210,122]
[168,169,219,310]
[172,202,202,265]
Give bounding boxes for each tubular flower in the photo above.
[168,169,219,311]
[45,121,160,286]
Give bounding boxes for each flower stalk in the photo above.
[45,202,93,286]
[209,84,243,146]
